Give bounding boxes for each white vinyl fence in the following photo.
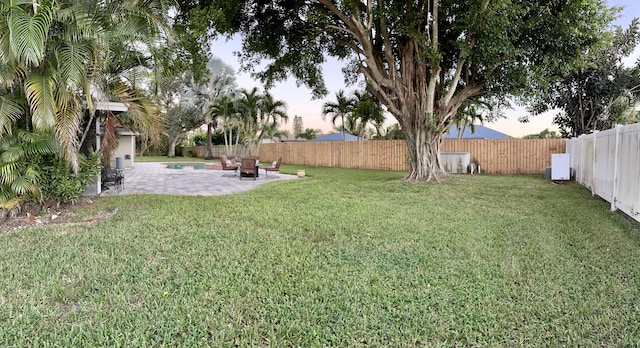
[566,123,640,223]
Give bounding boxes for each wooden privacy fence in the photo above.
[259,139,566,174]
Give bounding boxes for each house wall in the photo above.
[111,135,135,169]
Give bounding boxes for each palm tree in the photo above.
[322,90,356,141]
[201,59,237,159]
[351,90,385,139]
[237,87,262,154]
[264,124,290,142]
[453,98,489,139]
[255,92,288,154]
[210,94,242,156]
[0,0,172,209]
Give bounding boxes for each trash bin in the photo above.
[116,157,124,170]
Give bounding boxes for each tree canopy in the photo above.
[178,0,615,181]
[524,19,640,137]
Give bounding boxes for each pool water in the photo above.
[165,163,207,170]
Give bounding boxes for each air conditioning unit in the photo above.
[441,152,470,174]
[551,153,570,180]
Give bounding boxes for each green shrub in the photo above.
[191,130,226,146]
[192,131,207,146]
[36,152,101,204]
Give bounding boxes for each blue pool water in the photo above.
[165,163,207,170]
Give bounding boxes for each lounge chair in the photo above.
[220,155,239,175]
[264,157,282,178]
[239,157,258,180]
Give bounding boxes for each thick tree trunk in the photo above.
[205,122,214,160]
[402,125,447,182]
[167,135,181,158]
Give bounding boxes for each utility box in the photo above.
[551,153,570,180]
[441,152,471,174]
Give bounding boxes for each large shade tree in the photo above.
[524,20,640,137]
[158,58,237,158]
[177,0,613,181]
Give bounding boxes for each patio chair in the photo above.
[101,168,124,192]
[220,155,239,175]
[239,157,258,180]
[264,157,282,178]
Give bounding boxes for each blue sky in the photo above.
[210,1,640,137]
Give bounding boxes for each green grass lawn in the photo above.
[1,168,639,346]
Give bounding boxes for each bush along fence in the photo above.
[259,139,566,174]
[567,123,640,223]
[179,145,252,159]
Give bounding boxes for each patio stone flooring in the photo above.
[101,162,298,196]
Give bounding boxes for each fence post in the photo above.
[591,131,598,196]
[610,125,622,211]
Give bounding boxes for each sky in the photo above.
[209,1,640,138]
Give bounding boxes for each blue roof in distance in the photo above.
[311,132,359,141]
[445,124,512,139]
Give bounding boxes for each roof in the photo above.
[444,124,512,139]
[311,132,359,141]
[95,101,128,113]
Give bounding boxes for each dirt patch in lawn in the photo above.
[1,198,116,233]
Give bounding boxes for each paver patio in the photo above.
[101,162,298,196]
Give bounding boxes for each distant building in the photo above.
[445,124,512,139]
[311,132,359,142]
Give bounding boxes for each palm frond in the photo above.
[0,144,23,163]
[109,81,165,147]
[24,70,57,131]
[54,88,81,173]
[7,4,54,67]
[0,63,27,89]
[0,162,19,186]
[10,174,34,195]
[0,11,12,63]
[57,42,90,86]
[99,112,118,168]
[0,96,23,135]
[0,195,22,210]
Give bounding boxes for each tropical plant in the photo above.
[210,94,242,156]
[376,123,404,140]
[201,59,237,159]
[321,90,355,141]
[158,58,237,157]
[522,129,562,139]
[263,123,290,143]
[157,71,205,157]
[0,0,173,211]
[297,128,316,140]
[0,131,57,215]
[349,90,385,140]
[255,92,288,154]
[0,0,172,170]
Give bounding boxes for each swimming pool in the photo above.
[165,163,208,170]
